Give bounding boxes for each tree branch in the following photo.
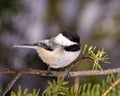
[0,72,22,96]
[0,67,120,95]
[0,68,120,77]
[102,78,120,96]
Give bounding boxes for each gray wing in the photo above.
[33,40,54,51]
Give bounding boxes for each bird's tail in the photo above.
[13,44,37,49]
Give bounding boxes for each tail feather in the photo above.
[13,44,37,49]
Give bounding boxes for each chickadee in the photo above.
[13,30,81,74]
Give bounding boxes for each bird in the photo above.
[13,30,81,75]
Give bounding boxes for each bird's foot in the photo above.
[64,69,70,79]
[47,65,52,75]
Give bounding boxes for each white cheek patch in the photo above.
[55,33,76,46]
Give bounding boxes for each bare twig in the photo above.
[102,78,120,96]
[0,67,120,77]
[0,72,22,96]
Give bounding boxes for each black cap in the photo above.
[61,30,80,44]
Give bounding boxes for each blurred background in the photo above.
[0,0,120,95]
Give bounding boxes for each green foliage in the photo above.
[42,77,68,96]
[42,73,120,96]
[82,44,109,70]
[0,73,120,96]
[10,86,40,96]
[65,85,81,96]
[79,73,120,96]
[70,44,109,71]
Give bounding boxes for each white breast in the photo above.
[49,50,80,68]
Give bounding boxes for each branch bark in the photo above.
[0,68,120,77]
